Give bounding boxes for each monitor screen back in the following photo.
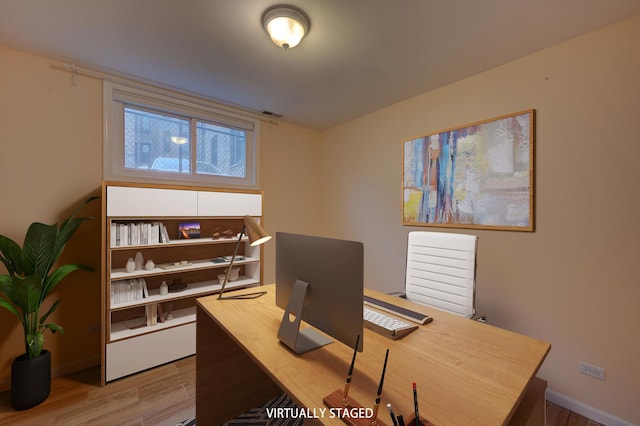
[275,232,364,350]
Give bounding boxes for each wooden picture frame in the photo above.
[402,109,535,231]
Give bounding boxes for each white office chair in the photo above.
[404,231,484,321]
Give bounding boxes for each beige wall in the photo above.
[1,13,639,424]
[260,120,324,281]
[0,46,103,386]
[320,14,640,424]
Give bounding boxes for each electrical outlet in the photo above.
[579,361,605,380]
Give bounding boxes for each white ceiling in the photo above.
[2,1,639,130]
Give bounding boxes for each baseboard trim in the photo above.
[546,389,636,426]
[0,356,100,393]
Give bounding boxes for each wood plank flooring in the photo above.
[546,401,604,426]
[0,356,601,425]
[0,357,195,426]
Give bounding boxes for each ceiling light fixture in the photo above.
[262,5,310,50]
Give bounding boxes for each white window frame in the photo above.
[103,81,260,189]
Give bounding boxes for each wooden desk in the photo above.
[196,284,550,425]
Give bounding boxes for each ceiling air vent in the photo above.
[261,110,283,118]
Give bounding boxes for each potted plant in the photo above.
[0,196,97,410]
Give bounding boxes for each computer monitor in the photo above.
[275,232,364,354]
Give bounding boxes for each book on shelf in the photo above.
[146,303,157,326]
[110,278,148,305]
[157,303,166,323]
[110,221,168,247]
[157,222,171,243]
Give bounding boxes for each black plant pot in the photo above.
[11,350,51,411]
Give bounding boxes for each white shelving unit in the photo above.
[101,183,264,384]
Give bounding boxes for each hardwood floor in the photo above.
[0,357,195,426]
[0,356,601,425]
[546,401,604,426]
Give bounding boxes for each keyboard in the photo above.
[364,307,418,340]
[363,295,433,325]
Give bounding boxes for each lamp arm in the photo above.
[217,223,246,299]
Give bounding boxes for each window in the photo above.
[104,81,260,189]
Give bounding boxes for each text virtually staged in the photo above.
[265,406,374,420]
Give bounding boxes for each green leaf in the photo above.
[0,196,97,359]
[27,331,44,359]
[39,298,62,325]
[0,274,14,300]
[7,274,42,315]
[53,196,98,264]
[0,235,23,275]
[43,263,92,299]
[45,323,63,335]
[23,222,58,278]
[0,298,21,319]
[59,196,99,232]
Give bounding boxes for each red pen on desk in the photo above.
[413,382,420,426]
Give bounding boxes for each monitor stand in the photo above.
[277,280,333,353]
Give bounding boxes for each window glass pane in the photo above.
[124,107,191,174]
[106,81,259,188]
[196,121,246,178]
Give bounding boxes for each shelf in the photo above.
[110,305,195,342]
[110,277,259,310]
[102,183,264,384]
[110,256,259,280]
[109,279,259,342]
[110,235,246,250]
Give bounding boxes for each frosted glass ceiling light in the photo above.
[262,5,310,50]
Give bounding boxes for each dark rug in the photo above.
[178,393,303,426]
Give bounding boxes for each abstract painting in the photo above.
[402,110,534,231]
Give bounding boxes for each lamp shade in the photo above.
[243,216,271,246]
[262,5,309,49]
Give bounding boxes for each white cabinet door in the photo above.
[197,191,262,216]
[106,323,196,381]
[107,186,198,217]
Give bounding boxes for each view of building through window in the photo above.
[104,81,258,188]
[124,107,247,178]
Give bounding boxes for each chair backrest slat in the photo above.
[405,231,478,318]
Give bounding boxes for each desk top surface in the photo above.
[197,284,550,425]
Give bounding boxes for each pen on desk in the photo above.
[372,349,389,422]
[386,402,399,426]
[413,382,420,426]
[343,334,360,403]
[397,414,406,426]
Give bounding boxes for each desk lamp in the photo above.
[218,216,271,300]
